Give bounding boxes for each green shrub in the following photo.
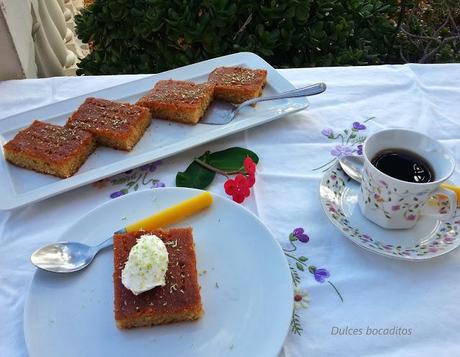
[75,0,401,75]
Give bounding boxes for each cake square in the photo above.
[3,120,96,178]
[113,228,203,329]
[66,97,151,151]
[136,80,214,124]
[208,66,268,104]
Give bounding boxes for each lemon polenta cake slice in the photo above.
[66,97,151,151]
[113,228,203,329]
[3,120,95,178]
[136,80,214,124]
[208,66,267,104]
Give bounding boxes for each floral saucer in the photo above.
[319,161,460,261]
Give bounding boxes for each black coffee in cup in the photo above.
[371,149,434,183]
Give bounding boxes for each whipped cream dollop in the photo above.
[121,234,169,295]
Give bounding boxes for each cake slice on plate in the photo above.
[66,97,151,151]
[3,120,96,178]
[136,80,214,124]
[208,66,267,104]
[113,227,203,329]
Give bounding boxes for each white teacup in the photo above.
[358,129,456,229]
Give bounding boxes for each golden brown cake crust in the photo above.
[208,66,268,104]
[66,97,151,151]
[3,120,96,178]
[136,80,214,124]
[113,228,203,329]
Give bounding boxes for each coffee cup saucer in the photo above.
[319,161,460,261]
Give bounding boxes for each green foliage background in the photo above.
[396,0,460,63]
[75,0,460,75]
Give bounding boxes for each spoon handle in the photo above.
[237,82,326,109]
[93,192,213,253]
[94,236,113,251]
[93,192,213,252]
[440,183,460,203]
[232,83,326,118]
[123,191,213,232]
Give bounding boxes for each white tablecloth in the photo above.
[1,64,460,357]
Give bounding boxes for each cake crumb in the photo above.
[165,240,178,248]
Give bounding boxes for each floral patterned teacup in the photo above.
[358,129,456,229]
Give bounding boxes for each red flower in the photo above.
[243,157,257,188]
[244,157,256,175]
[224,174,251,203]
[246,173,255,187]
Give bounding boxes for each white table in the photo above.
[1,65,460,357]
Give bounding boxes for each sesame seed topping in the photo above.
[165,240,178,248]
[7,121,92,158]
[139,80,212,104]
[169,283,178,294]
[68,98,145,132]
[210,67,263,85]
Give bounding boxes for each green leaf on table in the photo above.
[175,147,260,189]
[176,152,216,189]
[207,147,259,172]
[296,262,304,271]
[298,256,308,262]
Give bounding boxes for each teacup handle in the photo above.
[421,188,457,220]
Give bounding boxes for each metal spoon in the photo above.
[31,236,113,273]
[201,82,326,125]
[338,155,364,183]
[30,191,214,273]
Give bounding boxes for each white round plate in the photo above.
[24,188,293,357]
[320,162,460,261]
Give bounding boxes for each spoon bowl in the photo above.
[31,237,113,273]
[339,155,364,183]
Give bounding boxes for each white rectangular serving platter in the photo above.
[0,52,309,210]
